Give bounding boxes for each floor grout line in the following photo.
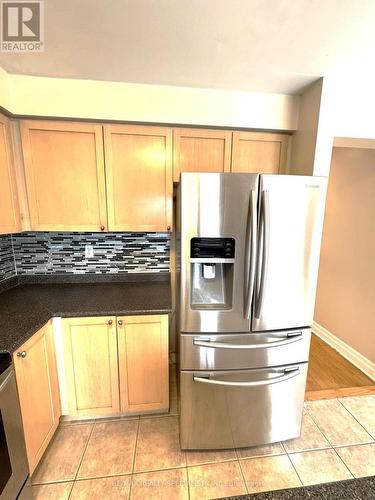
[236,458,249,495]
[39,467,196,487]
[185,465,191,500]
[307,398,374,447]
[31,479,75,487]
[128,417,141,499]
[337,397,375,440]
[304,403,338,449]
[331,447,355,479]
[285,453,304,487]
[66,481,74,499]
[71,422,95,486]
[332,441,375,450]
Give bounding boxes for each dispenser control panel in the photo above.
[190,238,235,259]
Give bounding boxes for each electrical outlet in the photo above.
[85,245,94,259]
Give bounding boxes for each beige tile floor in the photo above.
[32,375,375,500]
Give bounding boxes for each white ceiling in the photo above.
[1,0,375,94]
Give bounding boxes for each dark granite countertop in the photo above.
[0,274,172,354]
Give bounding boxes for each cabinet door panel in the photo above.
[232,132,289,174]
[173,128,232,181]
[0,114,21,233]
[104,125,172,231]
[118,315,169,413]
[62,317,119,416]
[20,121,107,231]
[13,322,61,473]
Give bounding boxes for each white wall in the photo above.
[0,67,14,111]
[325,71,375,140]
[288,78,334,177]
[0,69,299,131]
[315,147,375,363]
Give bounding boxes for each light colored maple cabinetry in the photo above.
[17,119,290,232]
[59,314,169,417]
[60,316,120,417]
[117,315,169,414]
[13,322,61,474]
[20,120,108,231]
[20,121,173,232]
[104,125,173,232]
[231,131,289,174]
[173,128,232,181]
[0,114,21,233]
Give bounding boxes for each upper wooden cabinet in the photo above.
[173,128,232,181]
[17,120,290,232]
[104,125,173,232]
[117,315,169,414]
[20,120,107,231]
[0,114,21,233]
[13,322,61,473]
[61,316,120,417]
[231,131,289,174]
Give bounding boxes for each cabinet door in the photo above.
[118,315,169,414]
[13,322,61,473]
[232,132,289,174]
[61,317,119,416]
[20,120,107,231]
[0,114,21,233]
[104,125,173,232]
[173,128,232,181]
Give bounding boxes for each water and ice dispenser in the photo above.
[190,238,235,310]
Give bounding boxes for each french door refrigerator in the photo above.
[177,172,327,450]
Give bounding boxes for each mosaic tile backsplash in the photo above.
[9,232,170,276]
[0,235,16,282]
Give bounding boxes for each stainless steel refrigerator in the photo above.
[177,172,327,450]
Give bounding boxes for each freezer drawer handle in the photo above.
[193,333,303,350]
[193,367,300,387]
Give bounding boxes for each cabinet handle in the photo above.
[107,320,113,325]
[100,225,105,231]
[17,351,27,358]
[167,226,171,231]
[118,320,123,326]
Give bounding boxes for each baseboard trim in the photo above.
[312,321,375,382]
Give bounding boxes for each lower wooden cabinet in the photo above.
[13,322,61,474]
[61,316,120,417]
[118,315,169,413]
[59,314,169,417]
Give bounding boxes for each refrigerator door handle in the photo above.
[193,367,300,387]
[244,190,257,318]
[193,333,303,350]
[255,190,270,319]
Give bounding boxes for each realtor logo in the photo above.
[1,1,44,52]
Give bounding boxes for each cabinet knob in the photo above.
[167,226,171,231]
[118,320,123,326]
[17,351,27,358]
[107,320,113,325]
[100,225,105,231]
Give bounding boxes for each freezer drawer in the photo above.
[180,328,311,370]
[180,363,308,450]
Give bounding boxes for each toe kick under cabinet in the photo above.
[56,314,169,418]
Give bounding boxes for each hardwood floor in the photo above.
[305,334,375,401]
